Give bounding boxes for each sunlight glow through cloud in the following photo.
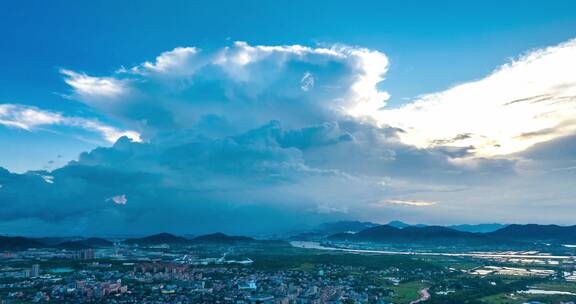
[373,39,576,157]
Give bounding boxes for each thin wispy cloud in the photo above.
[0,104,140,143]
[39,175,54,184]
[61,69,129,100]
[376,200,437,207]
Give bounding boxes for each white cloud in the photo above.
[61,69,128,101]
[60,41,391,135]
[107,194,127,205]
[0,104,141,143]
[59,39,576,159]
[375,38,576,157]
[4,40,576,232]
[300,72,314,91]
[343,47,390,118]
[220,42,391,117]
[377,199,437,207]
[0,104,62,129]
[66,118,142,144]
[316,203,349,214]
[129,47,200,76]
[40,175,54,184]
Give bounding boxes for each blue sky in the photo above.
[1,1,576,235]
[2,0,576,171]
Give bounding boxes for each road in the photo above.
[410,288,430,304]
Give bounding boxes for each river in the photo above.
[290,241,574,260]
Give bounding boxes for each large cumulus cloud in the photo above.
[0,119,514,235]
[1,40,576,235]
[62,42,389,138]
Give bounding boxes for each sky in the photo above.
[1,0,575,236]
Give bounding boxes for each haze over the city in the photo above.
[1,0,576,236]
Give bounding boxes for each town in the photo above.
[1,234,576,304]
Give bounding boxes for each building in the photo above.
[135,262,189,274]
[82,249,95,260]
[31,264,40,277]
[239,280,257,290]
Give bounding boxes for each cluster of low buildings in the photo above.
[470,265,557,277]
[2,279,129,303]
[2,244,575,303]
[1,249,406,303]
[119,262,400,303]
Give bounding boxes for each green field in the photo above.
[482,293,576,304]
[481,293,527,304]
[385,281,429,304]
[481,281,576,304]
[532,281,576,292]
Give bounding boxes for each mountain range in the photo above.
[0,236,45,250]
[123,232,255,246]
[124,233,189,245]
[0,232,256,250]
[56,237,114,250]
[328,225,497,246]
[385,221,506,233]
[289,220,507,241]
[487,224,576,243]
[327,223,576,246]
[2,224,576,250]
[191,232,254,243]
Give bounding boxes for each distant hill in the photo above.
[192,233,254,243]
[125,233,189,245]
[123,232,254,245]
[318,221,380,233]
[57,237,113,249]
[387,221,427,229]
[0,235,114,250]
[56,241,91,250]
[488,224,576,243]
[81,237,114,247]
[35,236,84,246]
[0,236,45,250]
[449,223,507,233]
[385,221,505,233]
[328,225,500,246]
[328,223,576,246]
[292,220,505,241]
[289,221,380,241]
[386,221,411,229]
